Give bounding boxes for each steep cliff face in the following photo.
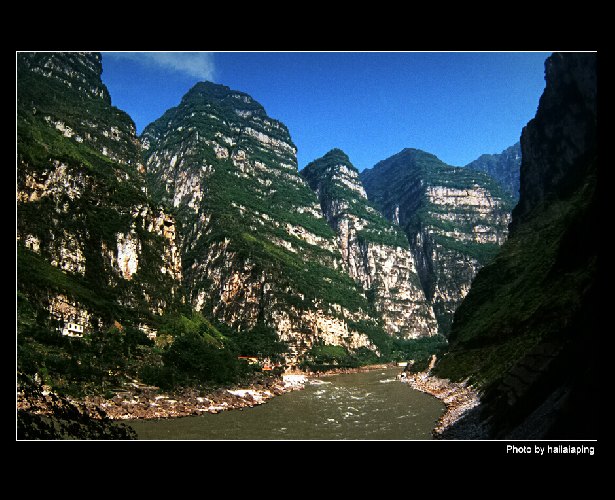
[301,149,437,338]
[17,52,181,336]
[361,149,514,334]
[465,142,522,200]
[433,52,597,439]
[511,54,597,232]
[142,83,388,366]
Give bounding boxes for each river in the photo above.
[128,367,445,440]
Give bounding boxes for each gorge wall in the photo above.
[433,52,598,439]
[17,52,182,338]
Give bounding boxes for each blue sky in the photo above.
[101,52,550,170]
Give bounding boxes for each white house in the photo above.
[59,321,84,337]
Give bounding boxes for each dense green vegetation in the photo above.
[17,290,286,397]
[299,334,448,373]
[225,322,290,362]
[18,279,441,396]
[139,314,290,389]
[18,287,154,397]
[18,277,444,397]
[139,312,241,388]
[300,343,380,372]
[431,235,502,266]
[389,335,448,371]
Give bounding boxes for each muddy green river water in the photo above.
[128,367,445,440]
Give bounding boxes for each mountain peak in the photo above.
[19,51,110,103]
[303,148,357,175]
[361,148,446,179]
[183,81,230,100]
[180,81,264,114]
[302,148,364,200]
[395,147,444,164]
[322,148,353,165]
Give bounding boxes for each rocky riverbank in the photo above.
[83,364,393,420]
[401,356,480,438]
[81,374,308,420]
[18,374,308,422]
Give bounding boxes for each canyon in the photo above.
[17,51,597,440]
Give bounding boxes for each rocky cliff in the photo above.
[17,52,182,338]
[142,83,388,367]
[301,149,437,338]
[433,52,597,439]
[465,142,522,200]
[361,149,514,334]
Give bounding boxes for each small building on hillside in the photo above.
[138,323,158,341]
[59,321,84,337]
[237,356,281,372]
[48,293,91,339]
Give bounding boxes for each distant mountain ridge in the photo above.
[464,142,522,200]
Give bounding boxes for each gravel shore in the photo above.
[400,358,480,438]
[80,374,309,420]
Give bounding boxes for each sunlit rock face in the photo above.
[17,52,182,334]
[361,148,514,335]
[301,149,437,339]
[143,83,388,367]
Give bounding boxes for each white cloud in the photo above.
[104,52,216,81]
